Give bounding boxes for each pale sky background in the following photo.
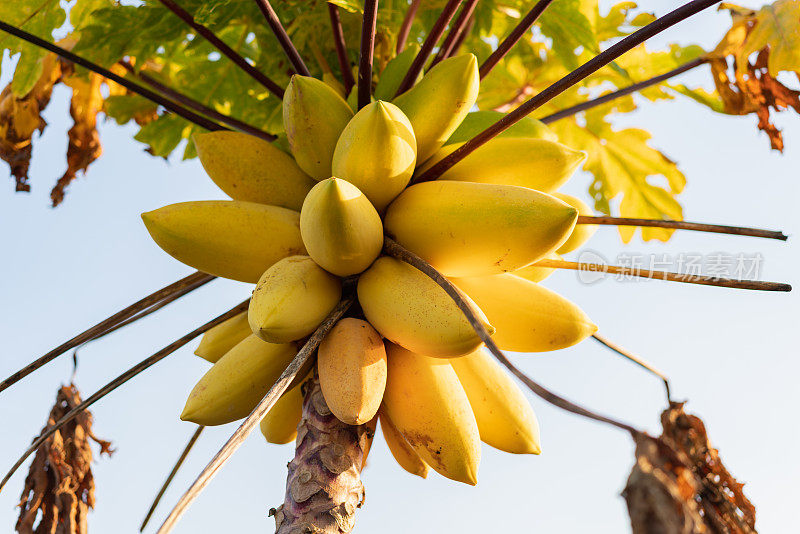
[1,2,798,532]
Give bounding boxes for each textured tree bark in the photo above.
[271,373,374,533]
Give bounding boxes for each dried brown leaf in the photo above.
[624,403,757,534]
[0,52,62,192]
[708,2,800,150]
[51,69,104,206]
[16,384,113,534]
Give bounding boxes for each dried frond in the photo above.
[624,403,757,534]
[15,384,113,534]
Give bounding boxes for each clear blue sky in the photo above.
[1,2,798,532]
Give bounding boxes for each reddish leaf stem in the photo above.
[119,61,276,142]
[415,0,723,183]
[578,215,788,241]
[540,58,708,123]
[253,0,311,76]
[394,0,464,96]
[0,21,226,131]
[428,0,479,69]
[156,0,285,98]
[383,237,642,435]
[396,0,421,54]
[328,3,355,94]
[359,0,380,109]
[479,0,555,79]
[0,301,249,493]
[534,258,792,291]
[0,271,214,395]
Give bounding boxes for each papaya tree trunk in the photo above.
[271,372,373,533]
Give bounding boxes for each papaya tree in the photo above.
[0,0,797,532]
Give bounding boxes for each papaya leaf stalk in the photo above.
[429,0,479,69]
[118,61,276,142]
[156,0,284,98]
[253,0,311,76]
[382,237,642,435]
[394,0,464,96]
[358,0,379,110]
[591,334,672,403]
[478,0,556,79]
[0,271,214,395]
[415,0,723,183]
[540,58,708,124]
[329,3,355,94]
[0,21,226,131]
[533,258,792,291]
[0,301,249,493]
[577,215,787,240]
[139,426,206,532]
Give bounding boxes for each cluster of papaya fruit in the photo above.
[142,53,599,485]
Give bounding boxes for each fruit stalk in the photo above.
[272,374,373,534]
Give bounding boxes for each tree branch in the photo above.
[0,301,249,493]
[155,294,355,534]
[0,20,227,132]
[414,0,722,183]
[359,0,379,109]
[253,0,311,76]
[156,0,285,98]
[394,0,464,97]
[478,0,555,79]
[382,237,641,435]
[533,258,792,291]
[328,3,355,94]
[140,426,205,532]
[540,58,708,123]
[118,61,275,142]
[591,334,672,403]
[0,272,214,395]
[578,215,787,241]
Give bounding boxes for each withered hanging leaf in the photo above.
[706,0,800,150]
[0,52,63,192]
[710,50,800,151]
[16,384,113,534]
[624,403,757,534]
[52,69,104,206]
